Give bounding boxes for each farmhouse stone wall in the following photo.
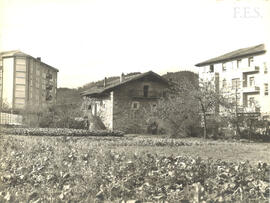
[112,78,168,133]
[98,93,113,130]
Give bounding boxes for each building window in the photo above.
[15,78,26,85]
[36,67,40,76]
[237,59,241,68]
[264,62,268,74]
[222,63,226,71]
[143,85,149,97]
[15,91,25,98]
[248,57,254,67]
[36,79,40,88]
[16,64,26,72]
[232,78,240,89]
[16,58,26,65]
[131,101,140,110]
[151,104,157,111]
[16,72,26,78]
[210,65,214,72]
[15,98,25,104]
[265,83,269,95]
[162,91,167,97]
[222,79,227,88]
[249,97,255,107]
[249,77,254,87]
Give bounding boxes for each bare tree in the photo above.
[147,80,199,138]
[190,80,223,139]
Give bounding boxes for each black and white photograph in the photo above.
[0,0,270,202]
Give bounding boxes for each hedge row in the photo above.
[0,127,124,137]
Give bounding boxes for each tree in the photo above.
[0,99,12,113]
[191,79,224,139]
[22,101,83,128]
[221,84,261,140]
[147,79,199,138]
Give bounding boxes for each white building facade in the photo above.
[0,51,58,112]
[196,44,270,119]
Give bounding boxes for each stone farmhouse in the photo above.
[81,71,170,133]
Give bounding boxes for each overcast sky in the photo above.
[0,0,269,88]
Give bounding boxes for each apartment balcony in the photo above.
[129,90,163,99]
[200,72,219,81]
[246,106,260,113]
[242,65,260,73]
[242,85,260,93]
[237,106,259,112]
[46,94,53,101]
[237,106,260,117]
[46,73,53,80]
[46,84,53,90]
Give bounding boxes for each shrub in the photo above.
[22,103,84,129]
[241,129,270,142]
[0,127,124,137]
[189,126,203,137]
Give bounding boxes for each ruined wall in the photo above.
[112,78,168,133]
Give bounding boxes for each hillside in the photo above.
[77,72,142,93]
[57,70,198,105]
[163,70,198,86]
[56,88,82,105]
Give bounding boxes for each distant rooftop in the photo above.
[195,44,266,67]
[0,50,59,72]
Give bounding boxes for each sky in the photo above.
[0,0,269,88]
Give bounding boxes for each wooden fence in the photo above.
[0,112,23,125]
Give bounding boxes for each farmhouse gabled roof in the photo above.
[0,50,59,72]
[81,71,169,97]
[195,44,266,67]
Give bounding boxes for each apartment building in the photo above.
[195,44,270,118]
[0,50,58,111]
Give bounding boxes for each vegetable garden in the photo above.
[0,129,269,202]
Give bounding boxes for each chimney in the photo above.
[37,57,41,61]
[120,73,125,83]
[104,77,107,87]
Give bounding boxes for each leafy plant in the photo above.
[0,134,269,202]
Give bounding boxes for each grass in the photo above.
[0,133,269,202]
[2,133,270,164]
